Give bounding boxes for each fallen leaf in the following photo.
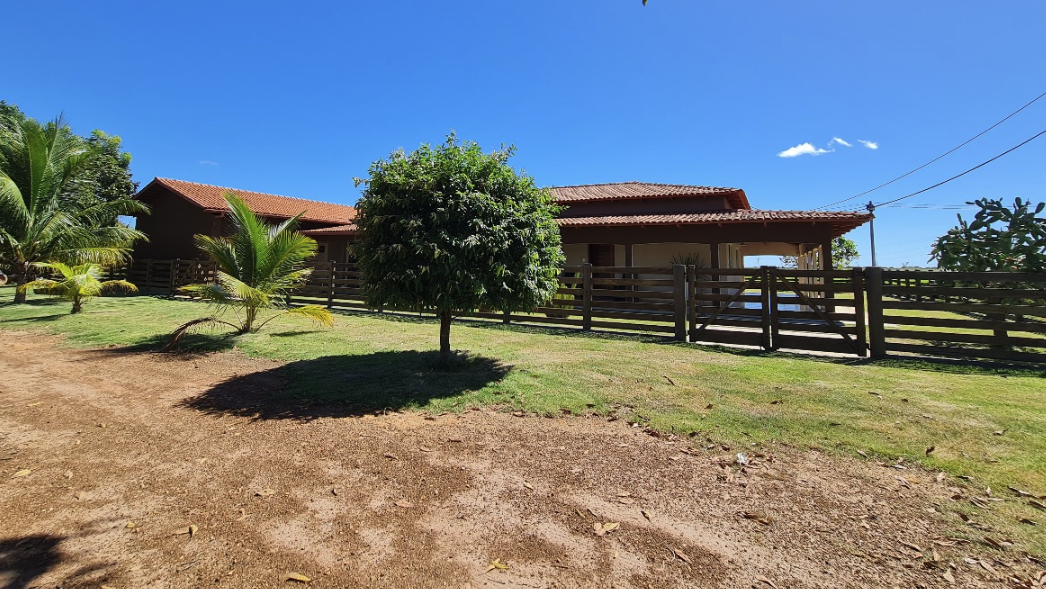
[1029,500,1046,511]
[172,525,198,537]
[895,476,911,489]
[857,450,868,458]
[1018,517,1038,526]
[899,540,922,552]
[593,522,606,536]
[705,404,713,410]
[756,576,779,588]
[936,472,947,483]
[64,470,73,479]
[523,482,534,490]
[26,402,42,407]
[419,447,433,452]
[641,510,652,521]
[11,469,30,478]
[618,497,635,505]
[672,548,692,564]
[283,572,311,583]
[942,570,956,584]
[125,521,137,529]
[993,430,1005,436]
[983,536,1004,550]
[383,453,398,460]
[616,491,631,497]
[1007,486,1033,497]
[394,500,414,508]
[925,446,935,456]
[602,522,620,533]
[484,559,509,573]
[256,488,275,497]
[932,547,941,562]
[331,488,338,496]
[979,560,997,575]
[74,491,84,501]
[739,511,772,525]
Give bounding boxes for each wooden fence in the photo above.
[116,259,1046,364]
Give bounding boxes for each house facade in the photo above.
[132,178,871,271]
[131,178,356,260]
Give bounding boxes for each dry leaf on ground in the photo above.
[11,469,30,478]
[283,572,311,583]
[394,500,414,508]
[672,548,692,564]
[484,559,509,573]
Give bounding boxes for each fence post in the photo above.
[582,263,593,332]
[144,259,153,295]
[768,267,780,350]
[852,267,868,356]
[687,265,697,342]
[866,267,887,358]
[503,309,511,325]
[327,261,336,309]
[673,264,686,341]
[169,258,180,295]
[759,266,772,350]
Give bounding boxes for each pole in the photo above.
[866,201,878,267]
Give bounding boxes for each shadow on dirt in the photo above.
[179,350,511,420]
[0,529,116,589]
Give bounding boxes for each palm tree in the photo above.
[20,262,137,313]
[167,193,333,347]
[0,116,147,303]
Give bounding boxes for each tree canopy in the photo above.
[352,134,564,365]
[0,115,147,302]
[930,197,1046,273]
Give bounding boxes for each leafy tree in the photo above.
[352,134,565,366]
[930,197,1046,273]
[0,116,147,303]
[19,262,137,314]
[65,130,139,225]
[167,193,334,346]
[779,236,860,269]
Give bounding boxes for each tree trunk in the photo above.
[13,261,29,304]
[439,310,452,366]
[244,305,257,333]
[71,297,83,314]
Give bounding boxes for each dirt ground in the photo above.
[0,331,1041,588]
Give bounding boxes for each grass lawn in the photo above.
[2,286,1045,556]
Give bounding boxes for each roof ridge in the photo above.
[551,181,740,191]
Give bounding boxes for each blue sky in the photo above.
[4,1,1045,267]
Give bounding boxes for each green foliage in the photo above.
[779,236,860,269]
[64,130,139,225]
[352,134,564,364]
[20,261,137,313]
[930,197,1046,273]
[0,115,147,302]
[170,193,334,343]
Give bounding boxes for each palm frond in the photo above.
[162,317,240,352]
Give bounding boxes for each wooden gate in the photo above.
[688,267,867,356]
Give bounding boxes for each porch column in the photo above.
[821,237,833,270]
[624,243,634,267]
[708,242,720,268]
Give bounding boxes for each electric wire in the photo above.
[875,125,1046,208]
[812,89,1046,211]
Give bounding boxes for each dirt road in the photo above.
[0,331,1034,587]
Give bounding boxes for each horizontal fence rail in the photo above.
[112,259,1046,364]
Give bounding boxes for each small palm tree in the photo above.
[20,262,137,314]
[167,193,333,347]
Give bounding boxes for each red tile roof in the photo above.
[301,223,358,236]
[550,182,750,210]
[140,178,356,225]
[559,210,872,236]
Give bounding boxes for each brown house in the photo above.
[132,178,356,261]
[299,181,871,271]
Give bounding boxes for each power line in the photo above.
[875,125,1046,207]
[812,88,1046,211]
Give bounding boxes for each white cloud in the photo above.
[777,142,832,158]
[199,160,220,166]
[830,137,852,148]
[858,140,878,150]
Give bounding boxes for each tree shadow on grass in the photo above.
[179,350,512,420]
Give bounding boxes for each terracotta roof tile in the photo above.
[143,178,356,224]
[301,223,358,236]
[550,182,750,209]
[559,209,872,236]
